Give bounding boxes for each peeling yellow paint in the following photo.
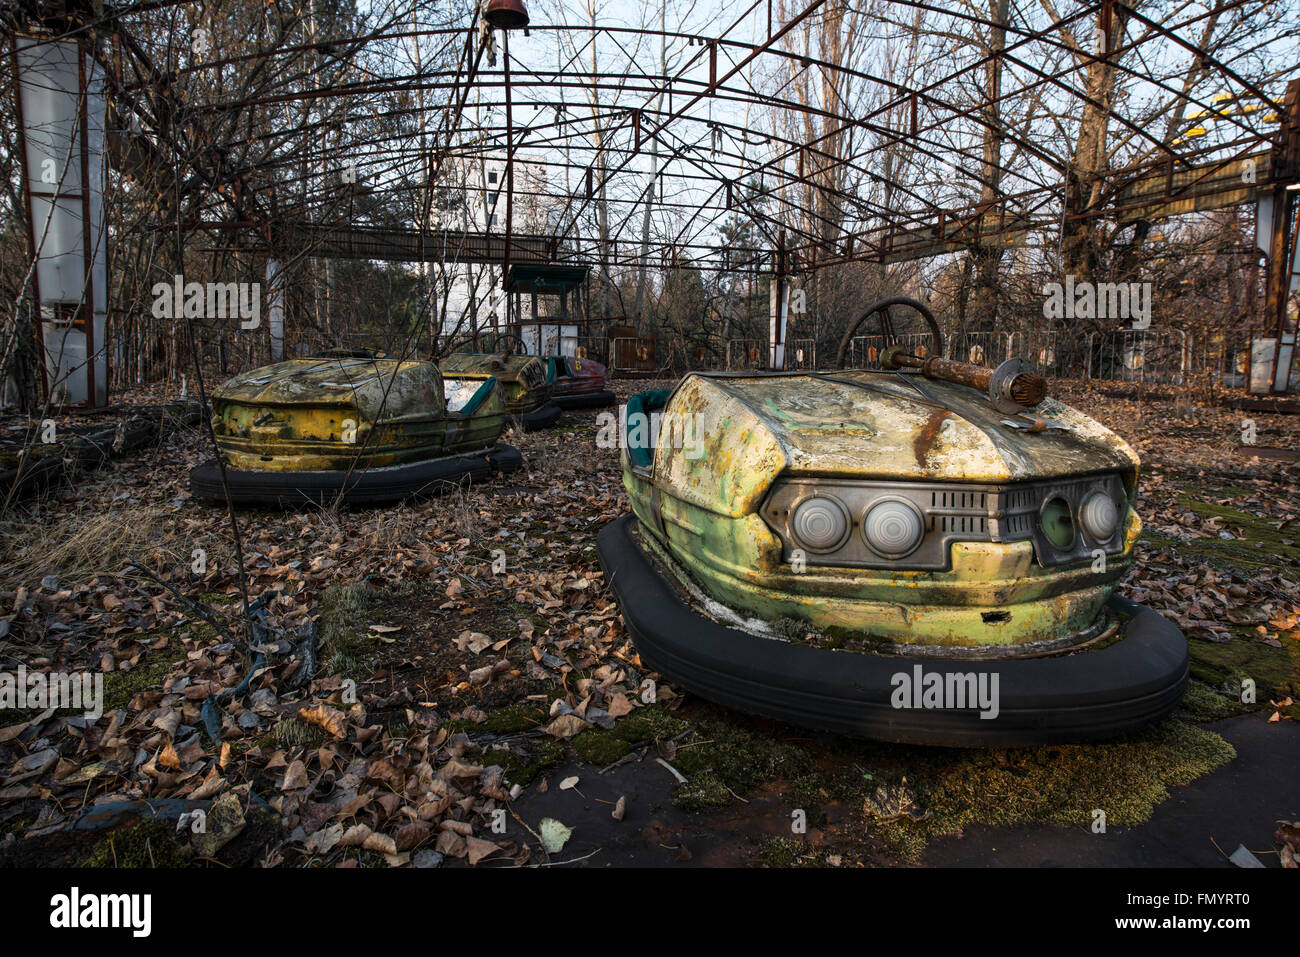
[211,357,508,471]
[438,353,552,414]
[624,370,1143,647]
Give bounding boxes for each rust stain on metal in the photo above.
[438,353,552,414]
[913,411,951,468]
[209,357,508,471]
[621,370,1143,648]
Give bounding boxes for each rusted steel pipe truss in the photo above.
[25,0,1300,275]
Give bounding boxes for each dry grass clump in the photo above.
[0,506,184,591]
[448,485,479,540]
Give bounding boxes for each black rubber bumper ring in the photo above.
[520,404,564,431]
[189,443,523,508]
[553,390,617,411]
[596,514,1189,747]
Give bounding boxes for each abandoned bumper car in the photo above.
[189,351,522,506]
[544,354,616,411]
[438,352,563,430]
[597,342,1189,747]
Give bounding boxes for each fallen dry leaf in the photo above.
[466,836,502,865]
[299,703,348,738]
[539,817,572,854]
[544,714,589,739]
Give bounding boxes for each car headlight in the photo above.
[791,495,850,552]
[1039,495,1075,548]
[1080,491,1120,541]
[861,499,925,559]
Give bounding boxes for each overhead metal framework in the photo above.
[10,0,1300,279]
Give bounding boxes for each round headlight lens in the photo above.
[1080,492,1119,542]
[862,499,925,558]
[1039,496,1075,548]
[790,496,850,552]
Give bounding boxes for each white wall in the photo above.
[427,152,561,340]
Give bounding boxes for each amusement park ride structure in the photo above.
[6,0,1300,403]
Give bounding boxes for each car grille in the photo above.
[761,474,1131,571]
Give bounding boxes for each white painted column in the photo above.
[266,258,285,361]
[15,35,108,405]
[769,275,789,371]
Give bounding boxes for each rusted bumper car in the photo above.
[545,354,616,411]
[596,307,1187,746]
[189,353,522,507]
[438,352,562,431]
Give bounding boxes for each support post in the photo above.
[1262,79,1300,393]
[266,258,285,361]
[502,28,514,290]
[13,28,109,407]
[769,273,789,371]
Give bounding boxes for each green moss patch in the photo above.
[758,835,830,868]
[672,770,735,811]
[663,708,1239,865]
[1177,680,1240,722]
[864,720,1235,862]
[670,718,814,810]
[573,728,631,766]
[1186,635,1299,700]
[1137,489,1299,712]
[613,705,688,743]
[1156,495,1300,571]
[481,702,547,734]
[198,591,241,606]
[103,652,184,711]
[81,818,190,868]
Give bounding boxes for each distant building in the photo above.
[425,152,561,343]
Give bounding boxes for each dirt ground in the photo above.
[0,375,1297,868]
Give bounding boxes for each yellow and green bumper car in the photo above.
[438,352,562,430]
[597,365,1188,746]
[190,352,522,506]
